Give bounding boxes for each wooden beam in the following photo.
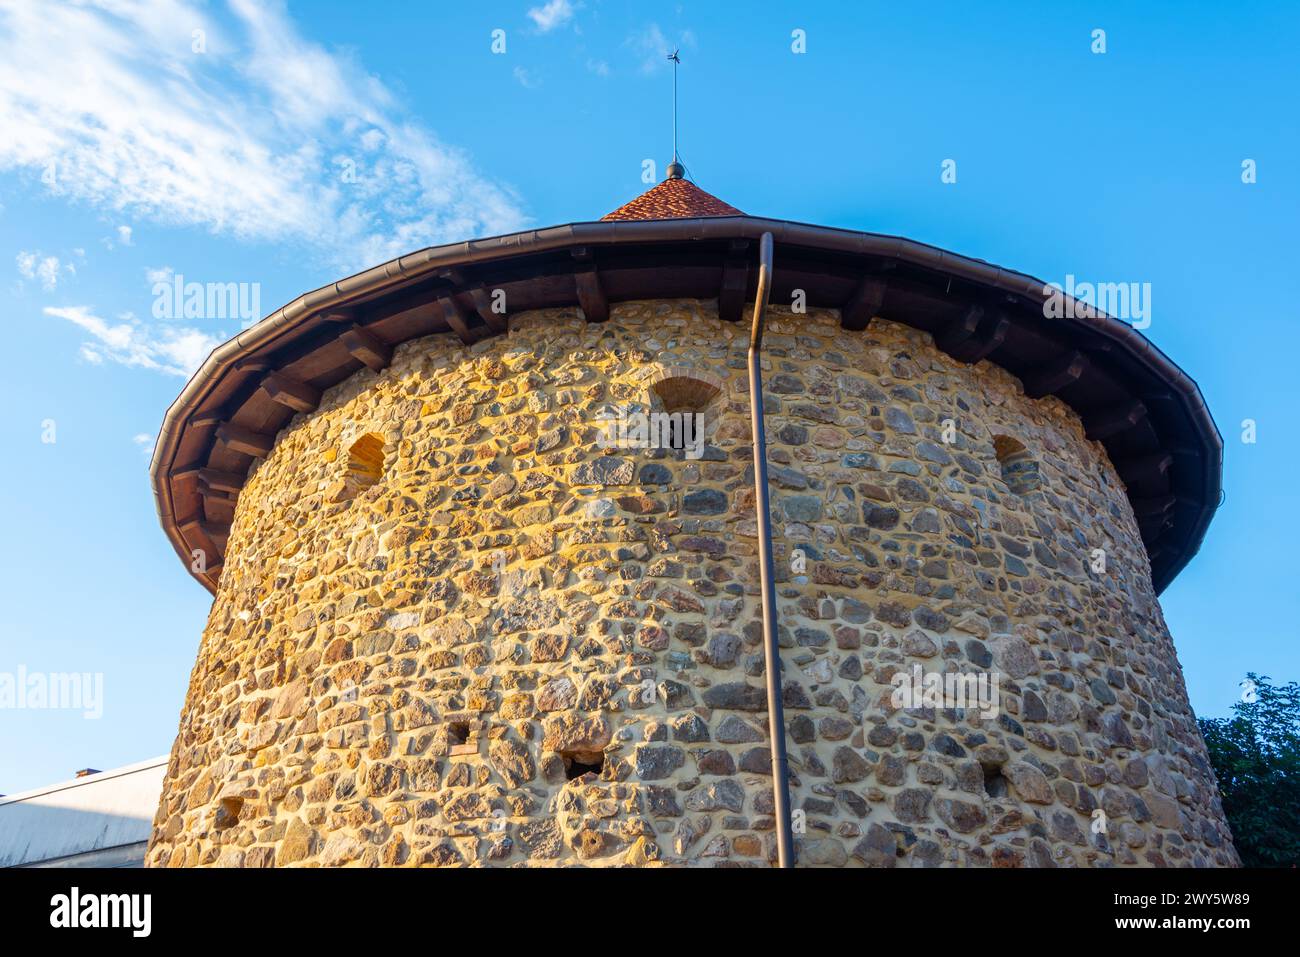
[948,310,1009,364]
[1022,350,1089,398]
[1130,494,1176,518]
[1113,451,1173,485]
[1137,511,1175,537]
[216,423,274,458]
[574,268,607,323]
[199,484,238,508]
[840,276,887,331]
[467,285,507,334]
[1084,400,1148,441]
[321,307,359,324]
[718,240,750,323]
[178,517,222,556]
[260,372,321,414]
[438,297,474,344]
[200,521,230,550]
[197,468,246,493]
[1145,545,1170,565]
[572,248,608,323]
[935,305,983,354]
[339,324,393,372]
[365,286,444,325]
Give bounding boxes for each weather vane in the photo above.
[667,49,682,178]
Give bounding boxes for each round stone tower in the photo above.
[146,175,1237,867]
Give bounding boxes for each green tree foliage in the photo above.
[1199,674,1300,867]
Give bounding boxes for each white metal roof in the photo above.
[0,757,167,867]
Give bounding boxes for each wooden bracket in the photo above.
[339,324,393,372]
[1084,400,1148,441]
[215,423,274,458]
[261,372,321,414]
[572,248,608,323]
[1022,350,1089,398]
[840,276,888,331]
[718,240,751,323]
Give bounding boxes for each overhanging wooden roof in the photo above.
[150,215,1221,596]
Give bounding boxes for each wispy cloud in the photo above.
[586,58,610,78]
[0,0,526,273]
[16,251,73,290]
[513,66,541,89]
[626,23,696,74]
[100,224,133,251]
[528,0,578,33]
[44,305,223,378]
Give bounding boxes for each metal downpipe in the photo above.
[748,232,795,868]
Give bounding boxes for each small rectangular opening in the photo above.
[215,795,244,829]
[982,765,1008,798]
[562,750,605,781]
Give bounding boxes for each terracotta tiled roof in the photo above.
[601,176,744,221]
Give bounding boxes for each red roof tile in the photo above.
[601,177,744,222]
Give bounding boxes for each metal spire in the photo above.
[666,49,683,179]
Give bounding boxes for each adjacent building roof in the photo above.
[150,176,1221,596]
[0,758,167,867]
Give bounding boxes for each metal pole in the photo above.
[748,232,795,868]
[672,55,678,161]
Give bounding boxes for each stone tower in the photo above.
[146,173,1237,867]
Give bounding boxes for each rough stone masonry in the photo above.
[146,300,1238,867]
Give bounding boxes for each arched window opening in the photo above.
[650,375,720,454]
[993,434,1041,494]
[342,432,386,499]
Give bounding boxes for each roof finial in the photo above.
[666,49,684,180]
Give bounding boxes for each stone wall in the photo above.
[146,300,1238,867]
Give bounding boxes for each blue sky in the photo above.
[0,0,1295,793]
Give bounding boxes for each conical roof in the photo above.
[601,175,744,221]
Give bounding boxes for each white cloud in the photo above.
[513,66,540,89]
[16,250,72,290]
[0,0,526,273]
[528,0,577,33]
[133,432,154,458]
[145,266,175,285]
[101,224,134,250]
[586,58,610,78]
[44,305,223,378]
